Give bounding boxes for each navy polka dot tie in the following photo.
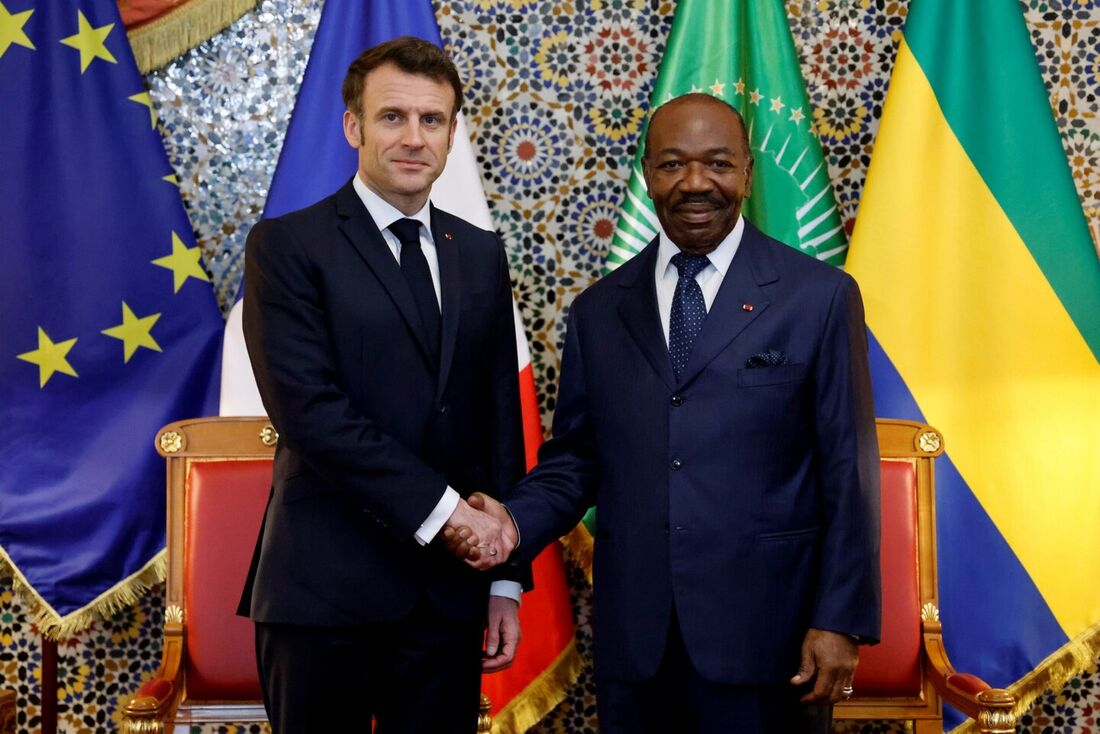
[669,252,710,381]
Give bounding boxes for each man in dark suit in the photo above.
[238,37,526,733]
[448,93,880,733]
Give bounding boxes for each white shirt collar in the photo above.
[352,174,433,239]
[656,215,745,277]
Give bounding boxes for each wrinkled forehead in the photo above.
[360,64,456,114]
[647,100,748,156]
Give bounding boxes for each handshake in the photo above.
[441,492,517,570]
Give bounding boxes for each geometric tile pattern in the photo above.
[1,0,1097,732]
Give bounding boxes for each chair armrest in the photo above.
[922,619,1016,733]
[121,627,184,733]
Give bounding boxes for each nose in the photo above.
[402,120,424,148]
[680,161,713,191]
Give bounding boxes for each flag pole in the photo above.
[40,635,56,734]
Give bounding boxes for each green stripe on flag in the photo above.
[903,0,1100,359]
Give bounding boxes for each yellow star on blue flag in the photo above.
[0,2,35,58]
[59,9,116,73]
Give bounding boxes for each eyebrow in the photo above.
[377,106,449,119]
[652,147,738,157]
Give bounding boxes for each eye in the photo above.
[710,159,735,169]
[422,115,440,126]
[382,112,400,123]
[658,160,684,170]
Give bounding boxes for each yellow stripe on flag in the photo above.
[848,39,1100,638]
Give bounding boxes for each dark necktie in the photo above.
[668,252,710,380]
[389,218,440,364]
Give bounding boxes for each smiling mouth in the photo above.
[674,205,720,222]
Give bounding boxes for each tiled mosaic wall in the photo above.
[2,0,1097,732]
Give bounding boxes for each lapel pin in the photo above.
[742,303,754,312]
[444,232,453,240]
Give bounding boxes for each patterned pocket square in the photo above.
[746,349,787,368]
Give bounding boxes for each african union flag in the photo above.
[608,0,847,272]
[0,0,223,635]
[846,0,1100,728]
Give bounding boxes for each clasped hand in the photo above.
[441,492,516,570]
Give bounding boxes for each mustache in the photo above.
[672,193,724,209]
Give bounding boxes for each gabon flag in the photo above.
[847,0,1100,728]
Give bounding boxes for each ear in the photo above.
[641,157,654,201]
[343,110,361,149]
[743,157,754,198]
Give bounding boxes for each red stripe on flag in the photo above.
[480,360,577,722]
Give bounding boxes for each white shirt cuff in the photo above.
[490,581,523,603]
[414,487,460,545]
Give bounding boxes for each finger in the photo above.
[482,626,517,672]
[485,619,500,657]
[467,492,486,511]
[805,662,838,704]
[790,646,816,686]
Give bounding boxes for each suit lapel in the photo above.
[430,205,461,399]
[677,221,778,388]
[335,181,437,365]
[617,242,677,391]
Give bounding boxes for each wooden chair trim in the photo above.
[833,419,1016,733]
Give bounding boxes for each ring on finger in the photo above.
[841,685,854,698]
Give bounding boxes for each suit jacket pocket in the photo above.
[737,363,807,388]
[757,525,820,542]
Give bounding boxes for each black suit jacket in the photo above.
[238,179,525,626]
[506,221,881,683]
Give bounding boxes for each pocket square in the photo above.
[746,349,787,368]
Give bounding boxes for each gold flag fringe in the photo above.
[0,547,166,640]
[491,640,583,734]
[126,0,259,74]
[560,523,593,585]
[949,620,1100,734]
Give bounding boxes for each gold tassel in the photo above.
[0,548,166,640]
[949,621,1100,734]
[491,640,584,734]
[126,0,260,74]
[560,524,593,585]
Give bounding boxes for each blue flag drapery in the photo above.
[0,0,223,635]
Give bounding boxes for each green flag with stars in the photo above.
[607,0,847,271]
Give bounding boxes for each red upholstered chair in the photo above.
[120,417,493,733]
[833,419,1016,733]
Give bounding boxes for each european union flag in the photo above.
[0,0,223,635]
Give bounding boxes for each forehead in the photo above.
[360,63,455,112]
[648,99,746,154]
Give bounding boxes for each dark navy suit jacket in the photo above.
[506,220,880,683]
[238,179,525,626]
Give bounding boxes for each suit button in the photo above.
[670,458,682,471]
[670,395,683,407]
[663,524,670,535]
[436,403,447,414]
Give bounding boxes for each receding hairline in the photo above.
[643,93,751,159]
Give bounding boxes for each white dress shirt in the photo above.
[352,175,520,602]
[654,215,745,345]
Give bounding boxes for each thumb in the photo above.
[468,492,487,511]
[791,645,816,685]
[485,620,500,657]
